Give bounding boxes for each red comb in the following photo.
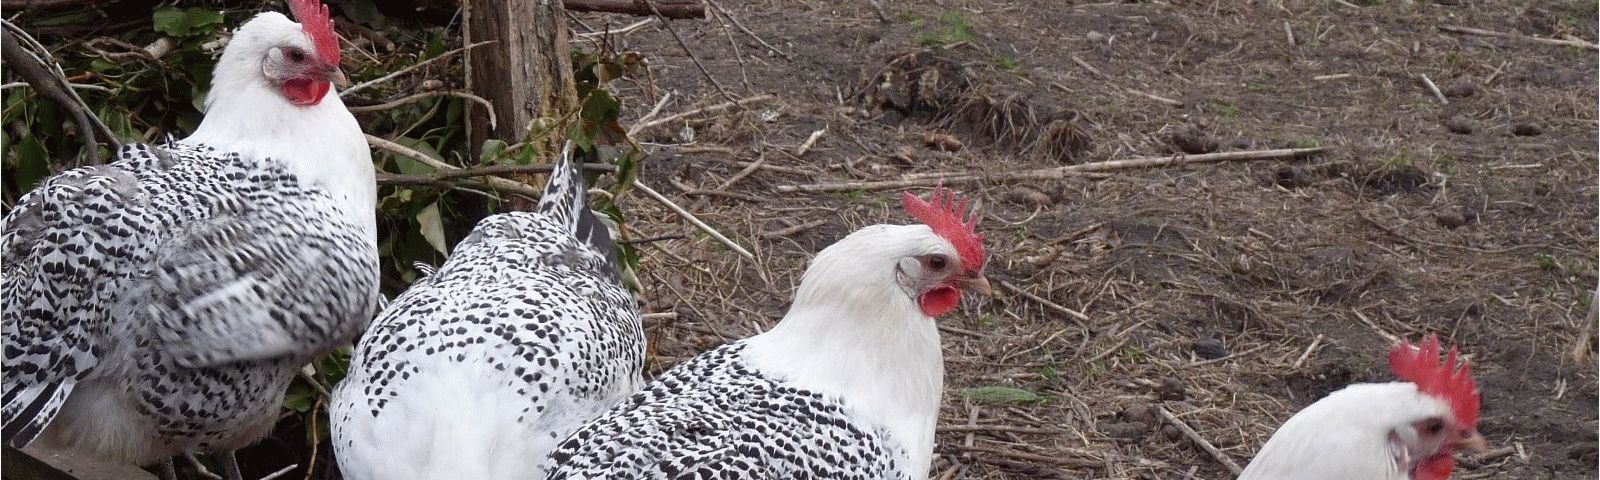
[901,188,986,270]
[1389,335,1480,427]
[287,0,340,66]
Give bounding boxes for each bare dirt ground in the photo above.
[581,1,1599,478]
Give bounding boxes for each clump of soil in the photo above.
[859,51,1092,163]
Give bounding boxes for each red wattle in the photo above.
[1413,455,1454,480]
[918,286,961,317]
[283,78,332,105]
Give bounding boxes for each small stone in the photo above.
[1434,208,1468,229]
[1005,186,1053,207]
[1158,377,1187,401]
[891,146,919,164]
[1100,421,1149,442]
[1161,424,1184,442]
[1192,338,1227,359]
[1122,403,1154,424]
[1511,123,1543,136]
[922,133,963,152]
[1443,116,1474,135]
[1169,125,1218,154]
[1442,80,1476,98]
[1274,166,1312,189]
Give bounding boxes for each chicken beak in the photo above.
[1455,431,1489,454]
[958,274,993,297]
[325,67,350,88]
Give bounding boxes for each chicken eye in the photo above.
[286,48,306,63]
[1420,418,1445,435]
[924,255,948,271]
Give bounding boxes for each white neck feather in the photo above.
[182,36,375,239]
[1240,382,1448,480]
[744,225,946,479]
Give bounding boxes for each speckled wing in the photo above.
[331,143,643,480]
[544,342,910,480]
[2,143,379,446]
[143,205,378,369]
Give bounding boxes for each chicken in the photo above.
[1,1,376,478]
[1239,335,1487,480]
[330,142,644,480]
[544,188,991,480]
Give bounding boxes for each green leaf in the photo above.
[282,382,314,413]
[392,136,443,175]
[14,136,49,192]
[962,386,1046,404]
[478,139,508,165]
[580,89,621,127]
[416,202,448,254]
[152,7,225,38]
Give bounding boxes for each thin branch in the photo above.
[1439,25,1598,51]
[617,234,687,245]
[704,0,793,60]
[1067,54,1183,106]
[942,444,1101,469]
[632,180,756,261]
[760,219,826,239]
[1156,406,1244,476]
[257,464,298,480]
[633,94,775,132]
[376,162,619,189]
[576,18,657,39]
[627,91,674,137]
[641,0,736,103]
[564,0,705,18]
[365,134,540,197]
[1,0,93,8]
[1418,74,1448,105]
[1185,344,1269,367]
[998,281,1091,325]
[0,81,114,94]
[1,21,119,162]
[776,147,1329,193]
[341,41,496,98]
[347,90,498,130]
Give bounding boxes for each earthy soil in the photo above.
[574,0,1598,478]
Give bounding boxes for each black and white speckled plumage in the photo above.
[331,144,643,480]
[1,142,379,463]
[545,341,910,479]
[543,192,991,480]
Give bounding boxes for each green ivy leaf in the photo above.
[152,7,225,38]
[580,89,621,127]
[282,382,314,413]
[416,202,448,254]
[962,386,1046,404]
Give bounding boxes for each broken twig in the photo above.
[778,147,1327,192]
[1156,406,1244,475]
[341,41,495,98]
[632,180,756,261]
[1439,25,1597,51]
[634,94,775,132]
